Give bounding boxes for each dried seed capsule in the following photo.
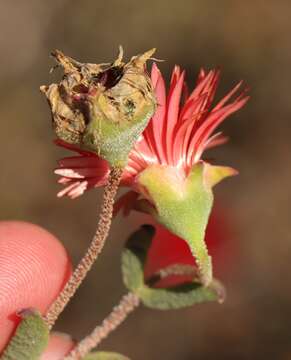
[41,48,156,167]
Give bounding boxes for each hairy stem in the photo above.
[65,292,140,360]
[44,167,123,329]
[146,263,199,287]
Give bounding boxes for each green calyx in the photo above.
[41,47,156,167]
[83,93,154,167]
[137,162,236,286]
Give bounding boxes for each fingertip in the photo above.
[41,332,74,360]
[0,221,72,351]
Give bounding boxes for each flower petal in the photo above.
[188,96,249,165]
[148,66,167,164]
[165,70,185,165]
[113,191,139,217]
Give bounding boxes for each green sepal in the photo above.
[137,162,237,286]
[203,163,237,188]
[83,351,129,360]
[83,100,155,167]
[121,225,225,310]
[137,163,214,285]
[0,309,49,360]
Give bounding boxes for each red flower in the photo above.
[55,64,248,199]
[54,63,248,285]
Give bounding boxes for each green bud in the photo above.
[41,47,156,167]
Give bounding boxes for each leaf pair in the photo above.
[121,224,225,310]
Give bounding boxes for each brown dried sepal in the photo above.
[40,82,87,144]
[88,48,156,125]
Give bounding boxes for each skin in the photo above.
[0,221,74,359]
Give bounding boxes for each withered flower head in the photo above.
[41,47,156,167]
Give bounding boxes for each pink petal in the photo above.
[188,70,215,101]
[165,71,185,165]
[188,96,249,165]
[172,115,195,167]
[170,65,181,85]
[128,148,149,171]
[212,81,243,111]
[113,191,139,217]
[147,66,167,164]
[182,82,189,104]
[204,132,228,150]
[151,63,160,88]
[180,97,209,164]
[67,181,88,199]
[54,167,106,179]
[57,181,82,198]
[134,133,158,169]
[54,139,92,156]
[179,70,219,124]
[57,156,108,170]
[179,97,196,123]
[196,68,206,83]
[58,177,73,184]
[56,171,109,198]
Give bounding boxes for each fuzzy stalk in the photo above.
[43,167,123,329]
[65,292,140,360]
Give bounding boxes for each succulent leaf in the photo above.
[0,309,49,360]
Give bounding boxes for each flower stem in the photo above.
[44,167,123,329]
[65,292,140,360]
[146,263,199,287]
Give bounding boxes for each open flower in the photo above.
[55,65,247,197]
[55,64,248,285]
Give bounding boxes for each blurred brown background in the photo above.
[1,1,291,359]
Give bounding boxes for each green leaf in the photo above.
[139,279,225,310]
[121,224,155,292]
[83,351,129,360]
[0,309,49,360]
